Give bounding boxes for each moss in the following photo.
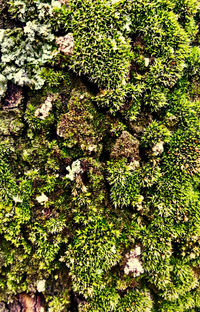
[110,131,140,161]
[69,0,132,89]
[0,0,200,311]
[79,287,120,312]
[61,218,122,297]
[0,109,24,136]
[118,288,153,312]
[107,159,141,208]
[57,86,106,156]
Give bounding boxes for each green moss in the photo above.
[0,109,24,136]
[80,287,120,312]
[70,0,132,88]
[61,218,121,297]
[107,159,141,208]
[118,288,153,312]
[0,0,200,310]
[141,121,171,148]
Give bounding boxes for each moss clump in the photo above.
[61,218,121,297]
[107,159,141,208]
[57,86,106,156]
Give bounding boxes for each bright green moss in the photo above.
[107,159,141,208]
[118,288,153,312]
[70,0,132,89]
[61,218,121,297]
[141,121,171,148]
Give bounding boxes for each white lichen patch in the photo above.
[66,160,82,181]
[58,0,69,5]
[107,0,121,5]
[0,74,7,98]
[35,95,54,120]
[135,246,141,256]
[87,144,98,152]
[124,246,144,276]
[152,141,164,156]
[36,193,48,204]
[144,57,150,67]
[13,195,23,203]
[0,29,5,41]
[129,160,140,170]
[37,280,46,292]
[51,0,62,8]
[56,33,74,56]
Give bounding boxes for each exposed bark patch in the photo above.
[6,294,45,312]
[2,83,23,110]
[110,131,140,161]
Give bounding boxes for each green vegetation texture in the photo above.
[0,0,200,311]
